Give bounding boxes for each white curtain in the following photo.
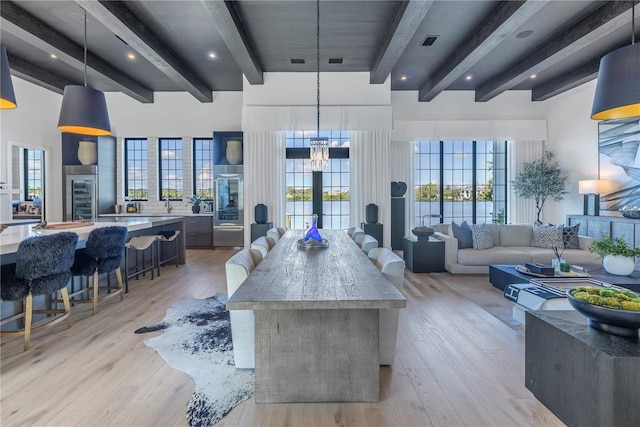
[243,131,286,247]
[390,141,415,235]
[508,140,545,224]
[350,131,392,248]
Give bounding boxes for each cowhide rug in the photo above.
[135,294,254,427]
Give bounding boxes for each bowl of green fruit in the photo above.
[567,286,640,337]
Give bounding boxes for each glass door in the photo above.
[71,179,96,220]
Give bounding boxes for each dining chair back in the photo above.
[250,236,274,258]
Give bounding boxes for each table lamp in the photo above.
[578,180,608,216]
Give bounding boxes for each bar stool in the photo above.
[69,226,127,315]
[156,230,181,275]
[0,232,78,351]
[125,235,157,292]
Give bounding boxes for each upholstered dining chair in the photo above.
[355,234,378,255]
[367,247,406,365]
[250,236,275,258]
[266,227,285,243]
[69,226,127,315]
[0,231,78,351]
[225,248,263,369]
[350,227,365,241]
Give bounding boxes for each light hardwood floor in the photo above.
[1,249,564,427]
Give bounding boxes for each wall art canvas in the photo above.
[598,117,640,213]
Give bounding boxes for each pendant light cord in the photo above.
[632,3,635,45]
[316,0,320,136]
[84,8,87,87]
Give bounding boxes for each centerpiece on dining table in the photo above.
[297,214,329,249]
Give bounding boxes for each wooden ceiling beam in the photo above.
[419,0,548,102]
[370,0,434,85]
[7,52,73,95]
[76,0,212,102]
[200,0,263,85]
[475,0,639,102]
[0,1,153,103]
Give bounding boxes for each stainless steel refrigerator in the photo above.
[64,165,99,220]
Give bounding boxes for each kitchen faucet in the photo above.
[164,197,172,213]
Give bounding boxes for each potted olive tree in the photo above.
[589,234,640,276]
[512,151,567,224]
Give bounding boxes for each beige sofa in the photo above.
[432,223,601,274]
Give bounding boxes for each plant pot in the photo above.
[365,204,378,224]
[602,255,635,276]
[255,204,268,224]
[192,205,201,214]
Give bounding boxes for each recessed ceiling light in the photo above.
[209,52,216,59]
[530,74,537,79]
[465,75,472,81]
[127,53,136,60]
[400,75,407,81]
[50,53,57,59]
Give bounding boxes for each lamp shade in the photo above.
[58,85,111,136]
[578,179,608,194]
[591,43,640,120]
[0,45,17,109]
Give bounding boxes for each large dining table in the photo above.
[227,229,406,403]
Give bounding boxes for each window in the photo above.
[285,131,349,229]
[414,140,507,227]
[159,138,183,200]
[193,138,214,199]
[124,138,148,200]
[24,149,44,201]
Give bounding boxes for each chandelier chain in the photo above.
[84,9,87,87]
[316,0,320,135]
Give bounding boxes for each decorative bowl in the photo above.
[566,289,640,337]
[619,209,640,219]
[412,226,434,240]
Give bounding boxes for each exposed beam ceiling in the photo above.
[199,0,263,85]
[0,0,153,103]
[475,0,639,102]
[370,0,434,85]
[418,0,548,102]
[7,52,73,94]
[76,0,213,102]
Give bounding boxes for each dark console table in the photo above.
[402,236,444,273]
[525,310,640,427]
[250,222,272,242]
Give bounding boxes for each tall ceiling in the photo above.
[1,0,638,105]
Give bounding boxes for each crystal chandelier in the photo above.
[310,0,328,172]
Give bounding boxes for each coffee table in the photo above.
[489,264,640,292]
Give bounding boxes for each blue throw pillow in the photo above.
[452,220,473,249]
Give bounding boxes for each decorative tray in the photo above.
[516,264,590,278]
[297,238,329,249]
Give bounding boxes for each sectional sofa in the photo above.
[432,223,601,274]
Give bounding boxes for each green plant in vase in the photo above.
[589,234,640,276]
[186,195,204,213]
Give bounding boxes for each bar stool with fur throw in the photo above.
[0,232,78,351]
[69,226,128,315]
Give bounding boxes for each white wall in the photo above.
[0,77,64,221]
[544,80,599,225]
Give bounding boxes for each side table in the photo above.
[251,222,273,242]
[526,310,640,427]
[360,223,383,247]
[402,236,444,273]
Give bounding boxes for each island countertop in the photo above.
[0,216,184,256]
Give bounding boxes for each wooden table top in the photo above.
[227,229,406,310]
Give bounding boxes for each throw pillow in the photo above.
[563,223,580,249]
[471,223,493,250]
[452,220,473,249]
[531,224,564,249]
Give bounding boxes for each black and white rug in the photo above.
[135,294,254,427]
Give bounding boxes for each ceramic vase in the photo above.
[255,204,268,224]
[226,140,243,165]
[366,204,378,224]
[77,141,97,165]
[602,255,635,276]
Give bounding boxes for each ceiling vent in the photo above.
[290,58,305,64]
[328,58,343,64]
[422,35,438,46]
